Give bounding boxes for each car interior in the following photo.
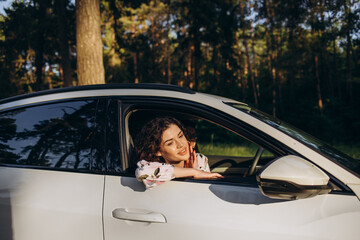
[125,107,278,186]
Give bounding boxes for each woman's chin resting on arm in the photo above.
[134,116,223,189]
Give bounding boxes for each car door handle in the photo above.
[112,208,167,223]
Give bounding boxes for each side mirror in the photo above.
[256,155,332,200]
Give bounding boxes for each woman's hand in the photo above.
[192,169,224,179]
[188,143,197,168]
[173,167,223,179]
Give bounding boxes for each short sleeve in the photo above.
[135,160,175,189]
[196,153,210,172]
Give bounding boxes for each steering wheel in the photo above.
[210,159,237,169]
[247,147,264,176]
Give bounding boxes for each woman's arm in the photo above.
[135,160,175,189]
[173,166,223,179]
[136,159,223,189]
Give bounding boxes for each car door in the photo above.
[103,98,360,240]
[0,99,105,240]
[104,176,360,240]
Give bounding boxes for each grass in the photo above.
[198,143,272,157]
[334,143,360,160]
[198,143,360,160]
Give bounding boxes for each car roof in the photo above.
[0,83,195,104]
[0,83,246,111]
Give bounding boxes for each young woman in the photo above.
[134,116,223,189]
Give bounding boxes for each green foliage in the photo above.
[198,143,258,157]
[335,143,360,160]
[0,0,76,96]
[1,0,360,147]
[198,143,276,158]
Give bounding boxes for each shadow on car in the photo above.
[208,184,287,205]
[120,176,146,192]
[0,189,13,240]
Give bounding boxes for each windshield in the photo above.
[229,103,360,176]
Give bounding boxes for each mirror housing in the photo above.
[256,155,332,200]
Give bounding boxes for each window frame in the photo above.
[118,96,298,182]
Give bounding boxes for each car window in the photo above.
[229,103,360,176]
[194,119,274,174]
[0,100,98,170]
[126,107,276,182]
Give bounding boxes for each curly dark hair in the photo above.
[133,116,185,163]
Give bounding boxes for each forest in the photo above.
[0,0,359,158]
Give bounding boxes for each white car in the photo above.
[0,84,359,240]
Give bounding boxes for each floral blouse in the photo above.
[135,153,210,189]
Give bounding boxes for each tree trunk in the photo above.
[287,29,295,108]
[34,0,46,91]
[194,39,200,91]
[166,1,172,84]
[271,57,276,118]
[265,0,277,117]
[47,64,53,89]
[133,52,139,83]
[211,46,221,93]
[333,37,340,98]
[76,0,105,85]
[276,32,283,114]
[56,0,73,87]
[345,0,353,104]
[314,55,323,114]
[187,44,193,88]
[309,1,324,114]
[237,45,246,102]
[167,51,172,85]
[251,30,260,100]
[346,32,353,103]
[319,7,334,99]
[243,37,258,106]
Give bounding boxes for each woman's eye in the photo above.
[179,133,184,138]
[166,142,173,146]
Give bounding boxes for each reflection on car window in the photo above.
[0,100,97,170]
[228,103,360,176]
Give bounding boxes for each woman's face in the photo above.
[157,124,189,165]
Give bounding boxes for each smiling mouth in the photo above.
[178,148,187,156]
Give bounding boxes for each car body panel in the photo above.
[348,184,360,200]
[103,176,360,240]
[0,168,104,240]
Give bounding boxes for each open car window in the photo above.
[124,106,277,185]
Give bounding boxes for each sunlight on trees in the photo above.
[0,0,360,146]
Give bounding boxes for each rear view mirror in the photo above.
[256,155,332,200]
